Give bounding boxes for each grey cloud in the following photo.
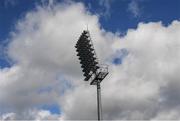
[0,1,114,119]
[61,21,180,120]
[0,1,180,120]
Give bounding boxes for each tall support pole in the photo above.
[97,80,102,121]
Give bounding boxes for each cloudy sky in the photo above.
[0,0,180,120]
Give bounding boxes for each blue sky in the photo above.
[0,0,179,40]
[0,0,180,118]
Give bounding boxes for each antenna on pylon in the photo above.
[86,23,89,31]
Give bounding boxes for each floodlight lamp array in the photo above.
[75,30,99,81]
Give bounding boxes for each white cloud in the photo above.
[128,0,141,18]
[0,109,60,120]
[0,0,180,120]
[3,0,17,8]
[33,109,60,120]
[0,112,16,120]
[0,1,114,119]
[99,0,114,18]
[60,21,180,120]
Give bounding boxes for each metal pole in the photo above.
[97,80,102,121]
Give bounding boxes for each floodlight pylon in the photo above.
[75,30,108,121]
